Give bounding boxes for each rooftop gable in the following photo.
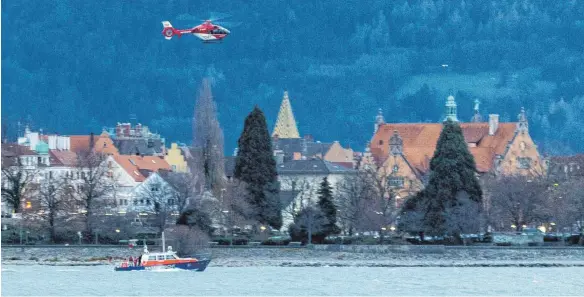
[113,155,171,182]
[370,122,518,173]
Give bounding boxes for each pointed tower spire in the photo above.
[374,108,385,133]
[517,106,529,133]
[470,98,483,122]
[443,93,458,122]
[272,91,300,138]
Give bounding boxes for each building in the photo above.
[164,143,188,172]
[70,131,119,155]
[367,94,546,201]
[105,155,171,211]
[547,154,584,181]
[111,123,165,156]
[130,170,182,214]
[271,91,355,168]
[277,159,355,229]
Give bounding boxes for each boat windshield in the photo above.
[165,254,177,260]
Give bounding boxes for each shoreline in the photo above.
[3,259,584,268]
[3,245,584,268]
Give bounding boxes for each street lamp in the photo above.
[222,210,232,246]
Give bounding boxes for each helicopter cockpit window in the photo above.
[211,28,226,34]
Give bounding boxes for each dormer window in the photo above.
[517,157,532,169]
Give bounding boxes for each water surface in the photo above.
[2,265,583,296]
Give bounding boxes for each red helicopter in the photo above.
[161,20,231,42]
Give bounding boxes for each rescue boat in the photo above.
[114,232,210,271]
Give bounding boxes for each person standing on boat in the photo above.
[128,256,134,266]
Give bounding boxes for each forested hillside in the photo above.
[2,0,584,154]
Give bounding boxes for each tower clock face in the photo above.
[520,141,526,151]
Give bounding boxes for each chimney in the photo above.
[89,132,95,150]
[115,123,122,138]
[488,114,499,136]
[135,124,142,137]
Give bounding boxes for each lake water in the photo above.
[2,265,584,296]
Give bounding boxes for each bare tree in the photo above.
[165,225,210,256]
[485,175,548,231]
[1,144,37,214]
[360,167,400,244]
[220,179,255,231]
[279,176,315,224]
[73,151,116,240]
[192,78,225,198]
[34,176,75,243]
[134,177,177,234]
[546,178,584,244]
[162,170,204,214]
[288,205,327,244]
[336,174,368,235]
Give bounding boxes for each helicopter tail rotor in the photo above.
[161,21,181,40]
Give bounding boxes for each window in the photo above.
[172,165,177,171]
[81,172,86,179]
[517,157,532,169]
[146,199,151,205]
[388,176,404,188]
[379,140,384,145]
[148,256,157,261]
[167,199,175,205]
[157,255,165,260]
[151,186,159,192]
[49,171,53,179]
[165,255,176,260]
[134,200,138,205]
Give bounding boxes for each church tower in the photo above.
[443,93,458,122]
[374,108,385,133]
[470,99,483,122]
[272,91,300,138]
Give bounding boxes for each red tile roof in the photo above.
[113,155,171,182]
[49,150,78,167]
[370,122,518,173]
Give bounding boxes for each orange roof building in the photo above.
[70,131,119,155]
[111,155,171,182]
[364,95,546,200]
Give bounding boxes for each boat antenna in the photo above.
[162,231,166,253]
[143,237,148,254]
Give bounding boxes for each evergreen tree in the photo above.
[316,177,340,236]
[404,119,483,236]
[234,106,282,229]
